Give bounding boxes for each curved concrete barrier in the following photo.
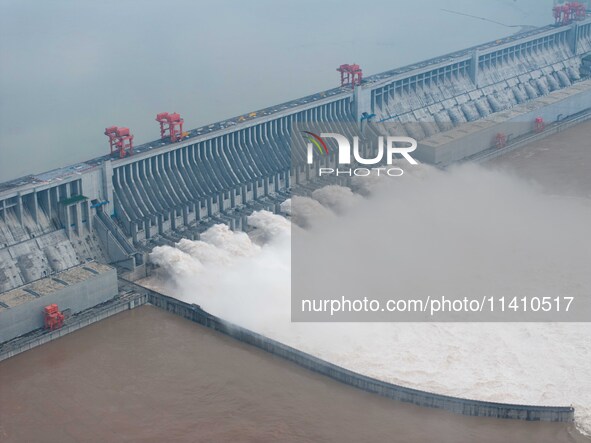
[143,288,574,423]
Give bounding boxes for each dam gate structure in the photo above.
[1,16,591,425]
[0,18,591,294]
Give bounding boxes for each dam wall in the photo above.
[368,20,591,132]
[416,78,591,164]
[0,286,146,362]
[1,19,591,294]
[0,262,118,343]
[142,287,575,423]
[109,96,354,242]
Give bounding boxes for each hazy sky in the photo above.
[0,0,550,182]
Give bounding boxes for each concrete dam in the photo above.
[1,16,591,424]
[0,17,589,298]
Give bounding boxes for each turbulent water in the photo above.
[146,163,591,437]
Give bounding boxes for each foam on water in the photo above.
[146,164,591,436]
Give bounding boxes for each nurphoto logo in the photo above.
[303,131,418,177]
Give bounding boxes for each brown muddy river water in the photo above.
[0,306,586,442]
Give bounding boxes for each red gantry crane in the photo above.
[337,64,363,88]
[553,2,587,26]
[105,126,134,158]
[156,112,185,143]
[495,132,507,149]
[44,304,65,331]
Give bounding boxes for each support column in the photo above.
[206,197,213,217]
[157,214,164,235]
[85,200,92,231]
[131,221,138,244]
[16,194,23,225]
[170,209,176,231]
[568,22,579,55]
[470,50,479,86]
[196,201,202,221]
[60,204,72,239]
[50,187,58,223]
[76,202,83,236]
[230,189,236,208]
[353,86,372,122]
[241,184,247,204]
[101,159,115,216]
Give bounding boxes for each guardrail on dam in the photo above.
[143,287,574,423]
[0,281,576,422]
[1,18,591,294]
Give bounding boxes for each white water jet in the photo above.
[145,164,591,436]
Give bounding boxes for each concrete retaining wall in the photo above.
[1,278,575,423]
[0,267,119,343]
[0,292,147,362]
[144,289,574,423]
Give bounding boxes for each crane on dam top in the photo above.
[156,112,188,143]
[337,64,363,88]
[553,2,587,26]
[104,126,134,158]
